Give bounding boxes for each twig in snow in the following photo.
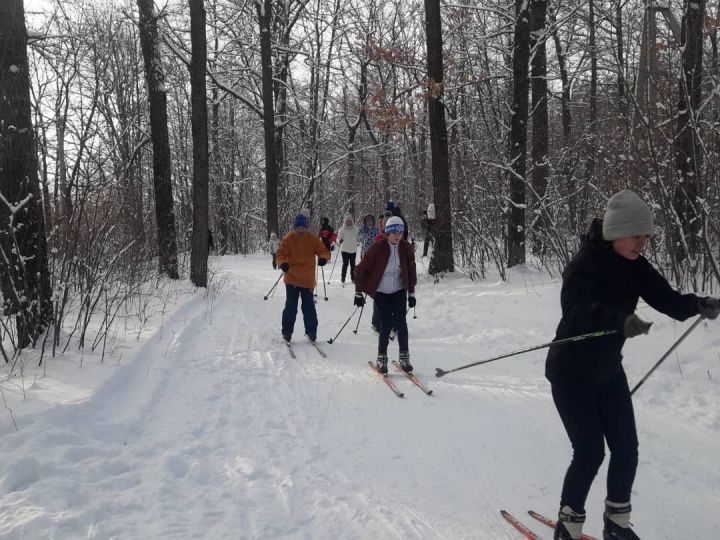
[0,387,18,431]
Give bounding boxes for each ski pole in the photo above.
[353,294,367,334]
[327,306,359,344]
[328,248,340,283]
[413,306,417,319]
[321,266,328,301]
[263,272,283,300]
[630,315,705,396]
[435,329,618,378]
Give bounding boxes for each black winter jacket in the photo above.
[545,219,700,385]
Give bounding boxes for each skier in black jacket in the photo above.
[548,190,720,540]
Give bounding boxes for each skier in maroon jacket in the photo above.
[353,216,417,375]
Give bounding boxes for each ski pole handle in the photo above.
[353,294,367,334]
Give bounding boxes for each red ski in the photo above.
[392,361,433,395]
[500,510,540,539]
[368,361,404,398]
[527,510,598,540]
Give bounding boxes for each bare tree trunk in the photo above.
[530,0,548,255]
[257,0,279,239]
[423,0,454,275]
[137,0,179,279]
[580,0,598,229]
[346,60,368,217]
[507,0,530,267]
[615,0,626,102]
[189,0,209,287]
[0,0,52,348]
[673,0,705,259]
[548,9,576,230]
[209,6,229,255]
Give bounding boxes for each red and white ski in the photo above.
[391,360,433,395]
[368,361,404,398]
[500,510,540,539]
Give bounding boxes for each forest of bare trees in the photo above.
[2,0,720,360]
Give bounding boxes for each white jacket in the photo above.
[268,237,279,253]
[337,225,359,254]
[376,242,403,294]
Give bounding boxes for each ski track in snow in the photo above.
[1,254,719,539]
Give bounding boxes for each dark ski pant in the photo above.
[374,290,408,355]
[282,284,318,339]
[422,236,432,257]
[272,253,277,269]
[552,370,638,513]
[341,252,356,282]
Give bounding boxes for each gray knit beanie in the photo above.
[602,190,654,241]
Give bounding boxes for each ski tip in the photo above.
[435,368,446,378]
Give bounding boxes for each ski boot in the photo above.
[603,501,640,539]
[282,333,291,343]
[376,354,388,374]
[398,350,413,373]
[306,333,316,343]
[554,505,586,540]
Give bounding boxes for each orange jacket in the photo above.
[276,231,330,289]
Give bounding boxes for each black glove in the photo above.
[330,244,335,251]
[280,262,290,273]
[354,293,365,307]
[698,297,720,320]
[408,295,416,308]
[623,314,652,338]
[317,257,327,267]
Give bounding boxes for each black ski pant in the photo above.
[341,252,356,282]
[281,284,317,339]
[552,369,638,513]
[272,253,277,269]
[374,290,408,355]
[422,236,432,257]
[371,299,380,330]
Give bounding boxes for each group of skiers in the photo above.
[266,191,720,540]
[269,201,420,373]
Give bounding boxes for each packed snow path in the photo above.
[1,255,719,539]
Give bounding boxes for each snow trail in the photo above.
[1,255,719,539]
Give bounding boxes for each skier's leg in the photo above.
[391,290,409,351]
[341,252,349,282]
[375,293,393,355]
[299,287,318,340]
[371,299,380,332]
[551,380,604,526]
[281,284,300,339]
[600,370,640,538]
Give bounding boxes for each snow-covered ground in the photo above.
[1,253,718,539]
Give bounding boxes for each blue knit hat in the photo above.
[293,214,309,229]
[384,216,405,235]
